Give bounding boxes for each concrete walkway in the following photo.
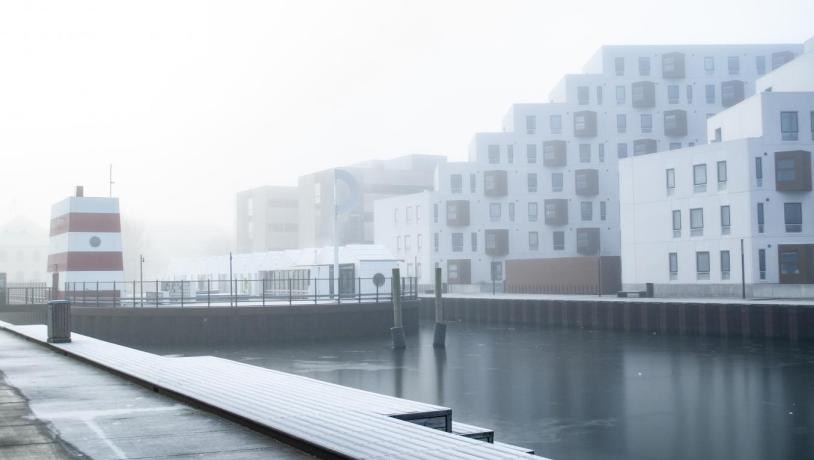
[0,330,310,460]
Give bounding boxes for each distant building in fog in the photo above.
[0,217,47,283]
[620,41,814,297]
[235,154,445,252]
[236,186,299,253]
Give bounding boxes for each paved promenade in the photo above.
[0,329,310,459]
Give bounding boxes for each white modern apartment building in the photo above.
[620,40,814,297]
[375,41,802,291]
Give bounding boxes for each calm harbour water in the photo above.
[143,320,814,460]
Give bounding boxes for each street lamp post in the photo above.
[139,255,145,308]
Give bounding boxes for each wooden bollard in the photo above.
[433,267,446,348]
[391,268,406,349]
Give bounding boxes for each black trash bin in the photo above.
[47,300,71,343]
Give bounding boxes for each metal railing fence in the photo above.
[5,283,52,305]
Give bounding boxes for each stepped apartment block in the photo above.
[620,40,814,297]
[375,42,803,292]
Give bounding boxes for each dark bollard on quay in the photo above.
[391,268,406,349]
[433,267,446,348]
[47,300,72,343]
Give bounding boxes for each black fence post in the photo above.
[288,277,292,306]
[155,280,159,308]
[181,280,184,308]
[207,278,211,307]
[314,276,318,304]
[358,277,361,304]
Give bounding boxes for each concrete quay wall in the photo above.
[0,301,419,346]
[421,297,814,342]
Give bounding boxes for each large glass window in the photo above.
[616,85,626,104]
[529,232,539,251]
[527,144,538,164]
[577,86,589,105]
[666,168,676,190]
[780,251,800,276]
[450,174,462,193]
[525,115,536,135]
[690,208,704,233]
[488,145,500,164]
[551,173,563,192]
[705,84,716,104]
[667,85,679,104]
[451,233,463,252]
[696,251,711,274]
[784,202,802,232]
[528,202,538,222]
[527,173,538,193]
[727,56,740,75]
[579,144,591,163]
[721,205,731,233]
[489,203,501,221]
[553,231,565,250]
[617,114,627,133]
[550,115,562,134]
[704,56,715,73]
[641,114,652,133]
[638,56,650,76]
[780,111,799,140]
[693,164,707,189]
[581,201,592,221]
[614,57,624,76]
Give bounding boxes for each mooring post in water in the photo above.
[391,268,406,349]
[433,267,446,348]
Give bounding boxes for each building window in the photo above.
[617,114,627,133]
[667,85,679,104]
[550,115,562,134]
[393,208,399,224]
[758,249,766,280]
[717,160,727,189]
[416,205,421,223]
[686,85,693,104]
[527,173,538,193]
[638,56,650,76]
[417,234,423,250]
[669,142,681,150]
[780,250,800,277]
[451,233,463,252]
[720,250,731,280]
[666,168,675,192]
[755,157,763,186]
[581,201,592,221]
[614,57,624,76]
[704,56,715,73]
[756,56,766,75]
[578,86,589,105]
[720,205,731,234]
[488,145,500,164]
[469,174,476,193]
[596,86,603,105]
[690,208,704,236]
[450,174,462,193]
[404,235,411,250]
[508,202,515,221]
[551,173,563,192]
[529,231,539,251]
[396,235,402,250]
[600,201,606,221]
[433,203,438,223]
[693,164,707,192]
[757,202,765,233]
[406,206,413,224]
[579,144,591,163]
[433,233,439,252]
[669,252,678,280]
[470,232,477,251]
[616,85,626,104]
[641,114,652,133]
[527,144,538,164]
[672,209,681,237]
[617,143,628,159]
[489,203,501,222]
[780,111,799,140]
[696,251,711,280]
[598,144,605,162]
[705,84,715,104]
[784,202,802,232]
[507,145,514,163]
[491,262,503,281]
[525,115,536,135]
[714,128,722,143]
[528,202,538,222]
[727,56,739,75]
[553,231,565,250]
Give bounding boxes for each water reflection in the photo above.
[142,321,814,460]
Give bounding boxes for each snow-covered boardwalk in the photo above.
[0,321,542,459]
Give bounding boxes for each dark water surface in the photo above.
[142,321,814,460]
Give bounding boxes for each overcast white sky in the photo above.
[1,0,813,258]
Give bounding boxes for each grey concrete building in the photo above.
[236,186,299,253]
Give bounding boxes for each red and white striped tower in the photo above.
[47,186,124,291]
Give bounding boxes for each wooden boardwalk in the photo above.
[0,321,543,459]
